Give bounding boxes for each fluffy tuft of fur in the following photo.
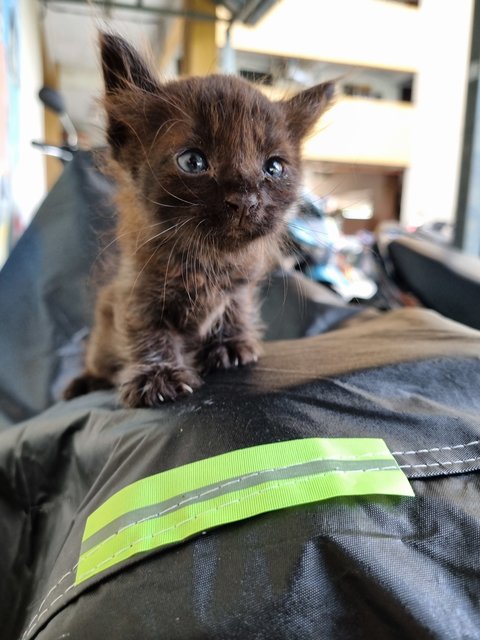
[64,32,333,408]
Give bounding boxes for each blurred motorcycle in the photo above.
[287,192,378,302]
[31,86,78,163]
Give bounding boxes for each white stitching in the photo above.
[78,444,480,566]
[22,447,480,639]
[392,439,480,456]
[21,568,77,637]
[78,468,279,562]
[78,460,391,564]
[76,456,480,583]
[398,456,480,469]
[22,463,403,638]
[23,584,75,639]
[75,466,408,582]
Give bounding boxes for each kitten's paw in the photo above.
[229,340,261,367]
[120,365,202,408]
[201,341,260,373]
[201,344,234,372]
[64,373,114,400]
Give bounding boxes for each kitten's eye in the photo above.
[264,157,285,178]
[177,150,208,174]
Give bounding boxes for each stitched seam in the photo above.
[392,439,480,456]
[23,450,480,639]
[77,456,480,583]
[81,444,480,563]
[77,464,408,582]
[78,459,393,563]
[399,456,480,469]
[23,584,76,639]
[22,463,402,638]
[79,470,279,562]
[78,453,413,557]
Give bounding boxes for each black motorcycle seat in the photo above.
[386,235,480,330]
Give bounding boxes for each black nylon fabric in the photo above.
[1,312,479,640]
[35,491,480,640]
[388,237,480,330]
[2,153,480,639]
[0,152,115,426]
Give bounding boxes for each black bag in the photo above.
[2,154,480,640]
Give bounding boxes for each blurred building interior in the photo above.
[1,0,479,266]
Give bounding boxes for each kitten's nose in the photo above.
[224,192,259,217]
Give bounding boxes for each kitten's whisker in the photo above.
[128,244,162,302]
[183,219,206,309]
[145,197,200,209]
[95,232,126,259]
[155,182,199,207]
[178,176,204,202]
[133,218,194,254]
[181,228,198,308]
[161,232,185,318]
[181,245,194,308]
[95,219,181,262]
[148,118,191,155]
[191,220,206,302]
[287,222,332,242]
[154,94,192,122]
[133,220,177,253]
[141,218,185,229]
[128,220,194,298]
[159,119,187,140]
[114,119,197,207]
[191,244,201,307]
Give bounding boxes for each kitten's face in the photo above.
[137,77,302,248]
[101,34,333,252]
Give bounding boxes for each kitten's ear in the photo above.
[99,32,160,95]
[282,82,335,140]
[100,32,162,160]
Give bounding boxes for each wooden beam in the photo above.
[40,33,63,188]
[182,0,217,76]
[157,17,185,75]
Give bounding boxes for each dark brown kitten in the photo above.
[64,33,333,408]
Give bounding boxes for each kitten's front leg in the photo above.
[202,339,260,373]
[200,292,262,373]
[120,330,202,408]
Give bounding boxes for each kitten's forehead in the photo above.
[194,76,274,111]
[172,75,287,149]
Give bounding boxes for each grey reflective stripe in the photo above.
[80,457,393,554]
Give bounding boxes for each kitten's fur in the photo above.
[65,33,332,408]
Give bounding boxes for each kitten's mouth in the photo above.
[195,202,280,250]
[217,217,278,249]
[224,203,269,231]
[224,209,261,234]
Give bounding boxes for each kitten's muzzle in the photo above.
[224,192,259,226]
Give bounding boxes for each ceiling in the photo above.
[40,0,186,141]
[38,0,281,143]
[38,0,413,145]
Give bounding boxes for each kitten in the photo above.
[64,32,333,408]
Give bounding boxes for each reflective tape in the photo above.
[75,438,413,585]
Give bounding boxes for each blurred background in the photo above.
[1,0,479,270]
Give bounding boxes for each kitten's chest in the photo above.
[132,250,260,332]
[163,271,231,327]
